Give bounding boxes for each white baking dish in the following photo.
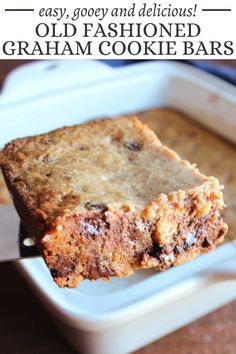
[0,60,236,354]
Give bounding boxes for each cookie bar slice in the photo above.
[0,117,228,287]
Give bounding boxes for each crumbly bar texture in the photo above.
[0,117,228,288]
[139,108,236,242]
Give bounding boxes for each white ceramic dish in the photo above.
[0,60,236,354]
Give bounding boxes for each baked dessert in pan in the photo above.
[139,109,236,241]
[0,116,228,287]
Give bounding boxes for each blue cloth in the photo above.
[102,60,236,86]
[187,61,236,86]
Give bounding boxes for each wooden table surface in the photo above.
[0,60,236,354]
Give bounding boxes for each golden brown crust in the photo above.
[0,117,207,221]
[0,117,228,287]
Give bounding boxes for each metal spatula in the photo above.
[0,205,39,261]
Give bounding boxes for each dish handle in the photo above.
[1,60,115,104]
